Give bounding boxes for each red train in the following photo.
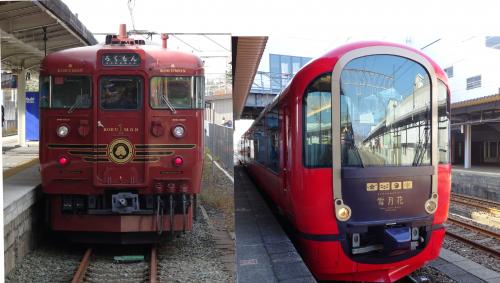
[240,41,451,282]
[39,25,205,243]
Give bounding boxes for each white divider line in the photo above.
[206,153,234,183]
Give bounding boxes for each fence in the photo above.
[205,123,234,175]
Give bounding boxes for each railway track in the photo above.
[445,214,500,258]
[71,245,157,283]
[451,193,500,213]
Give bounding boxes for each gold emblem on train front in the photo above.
[108,138,134,164]
[403,181,413,189]
[391,182,402,190]
[366,183,378,191]
[379,182,390,191]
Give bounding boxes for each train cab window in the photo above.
[150,77,204,109]
[100,76,142,110]
[303,73,332,168]
[437,80,450,164]
[340,55,431,167]
[40,76,91,109]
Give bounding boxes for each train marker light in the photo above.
[173,156,183,167]
[58,156,70,166]
[172,125,185,138]
[57,125,69,137]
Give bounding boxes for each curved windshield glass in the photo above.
[340,55,431,167]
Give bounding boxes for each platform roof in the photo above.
[451,93,500,125]
[232,36,268,120]
[0,0,97,70]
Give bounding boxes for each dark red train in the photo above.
[39,25,205,243]
[240,41,451,282]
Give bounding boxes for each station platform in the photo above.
[3,137,42,275]
[432,248,500,282]
[452,165,500,202]
[234,166,315,283]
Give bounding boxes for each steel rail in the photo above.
[446,218,500,258]
[71,248,92,283]
[451,193,500,212]
[447,217,500,240]
[150,245,158,283]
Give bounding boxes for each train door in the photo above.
[96,76,145,185]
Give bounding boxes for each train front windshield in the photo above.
[340,55,431,167]
[303,54,449,168]
[39,76,92,109]
[150,76,205,109]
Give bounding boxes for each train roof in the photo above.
[248,41,448,130]
[40,43,204,75]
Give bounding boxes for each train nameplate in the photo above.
[159,68,187,73]
[365,181,412,191]
[56,68,84,73]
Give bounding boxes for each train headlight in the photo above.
[172,125,185,138]
[425,199,437,214]
[337,207,351,221]
[57,125,69,137]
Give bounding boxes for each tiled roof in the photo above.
[451,93,500,109]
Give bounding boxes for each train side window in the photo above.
[303,73,332,168]
[194,77,205,108]
[41,76,91,109]
[437,80,450,164]
[100,76,142,110]
[267,105,280,172]
[151,77,199,109]
[253,118,267,165]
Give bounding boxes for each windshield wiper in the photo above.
[68,90,84,114]
[160,94,176,114]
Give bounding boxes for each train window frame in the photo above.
[339,54,432,168]
[302,72,333,168]
[437,79,450,164]
[99,76,143,111]
[39,75,92,109]
[149,76,205,110]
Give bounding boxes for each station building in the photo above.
[422,37,500,170]
[240,53,311,119]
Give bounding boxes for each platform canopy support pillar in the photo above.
[464,124,471,169]
[16,68,27,147]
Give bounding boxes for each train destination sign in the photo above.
[102,53,141,66]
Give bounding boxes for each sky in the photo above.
[63,0,500,37]
[62,0,500,142]
[63,0,500,70]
